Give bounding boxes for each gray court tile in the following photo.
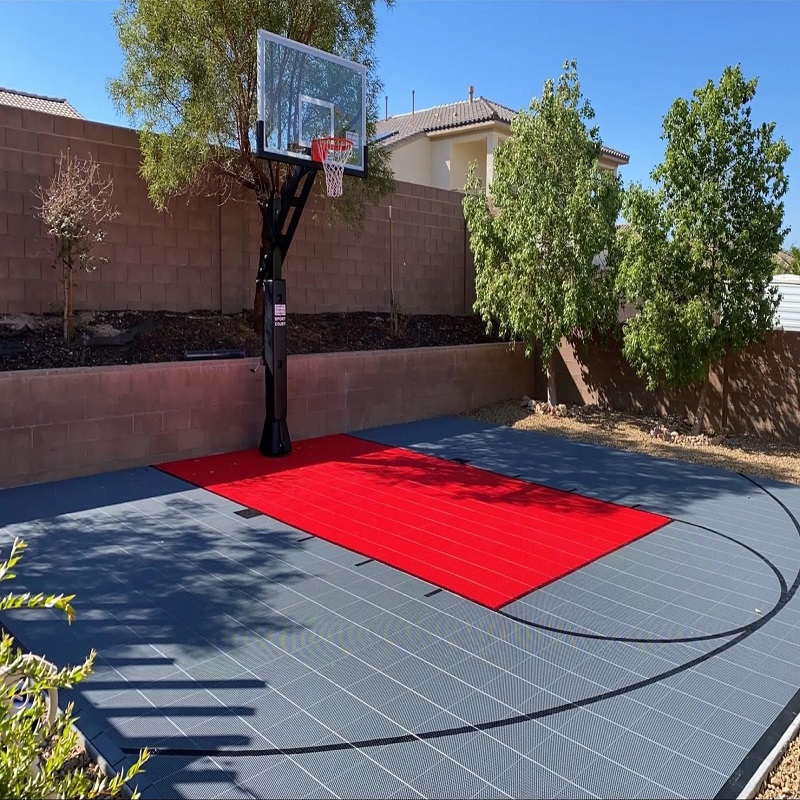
[571,753,682,799]
[335,709,410,742]
[480,674,543,712]
[447,691,517,727]
[675,726,750,774]
[447,732,525,783]
[366,740,449,784]
[494,756,576,799]
[446,655,506,690]
[240,759,328,799]
[183,711,271,744]
[357,641,414,671]
[409,755,500,799]
[304,691,375,732]
[292,637,352,668]
[698,706,766,750]
[415,673,475,711]
[278,673,342,708]
[325,758,417,799]
[648,753,727,799]
[532,729,603,782]
[315,654,379,688]
[377,692,444,729]
[348,672,407,709]
[257,654,314,688]
[554,703,643,752]
[262,710,338,748]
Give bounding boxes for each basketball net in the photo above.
[312,137,354,198]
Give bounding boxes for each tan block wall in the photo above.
[0,343,533,488]
[0,106,473,317]
[543,331,800,443]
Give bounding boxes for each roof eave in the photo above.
[426,119,512,139]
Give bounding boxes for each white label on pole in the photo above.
[274,303,286,327]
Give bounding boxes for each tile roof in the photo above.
[375,96,628,164]
[0,87,83,119]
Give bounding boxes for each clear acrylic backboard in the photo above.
[256,30,368,177]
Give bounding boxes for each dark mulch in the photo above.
[0,310,501,372]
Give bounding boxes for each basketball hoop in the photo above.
[311,136,354,198]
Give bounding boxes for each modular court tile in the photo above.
[0,415,799,798]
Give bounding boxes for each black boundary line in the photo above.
[128,474,800,776]
[355,558,375,567]
[715,474,800,799]
[498,517,786,643]
[424,588,443,598]
[296,535,315,542]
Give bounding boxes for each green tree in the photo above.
[0,539,148,798]
[617,65,789,434]
[109,0,395,321]
[463,61,623,405]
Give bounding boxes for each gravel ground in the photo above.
[465,398,800,798]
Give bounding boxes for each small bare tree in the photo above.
[35,151,119,341]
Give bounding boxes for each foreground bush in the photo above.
[0,539,148,798]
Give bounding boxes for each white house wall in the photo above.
[449,139,486,190]
[773,275,800,332]
[386,136,432,186]
[430,139,452,190]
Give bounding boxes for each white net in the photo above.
[318,137,354,197]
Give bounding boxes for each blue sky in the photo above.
[2,0,798,244]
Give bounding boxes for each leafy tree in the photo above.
[463,61,623,404]
[35,152,119,341]
[109,0,395,327]
[617,65,789,434]
[0,539,148,798]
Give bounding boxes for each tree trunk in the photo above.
[252,203,271,336]
[62,261,73,342]
[692,363,711,436]
[546,354,558,406]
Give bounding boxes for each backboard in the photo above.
[256,30,368,177]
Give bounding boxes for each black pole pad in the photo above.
[260,279,291,456]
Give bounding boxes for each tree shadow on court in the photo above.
[348,416,771,520]
[0,473,353,788]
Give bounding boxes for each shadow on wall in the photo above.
[536,330,800,443]
[726,331,800,443]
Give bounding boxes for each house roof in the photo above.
[0,87,84,119]
[374,95,629,164]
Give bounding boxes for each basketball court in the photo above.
[2,28,797,800]
[2,415,800,799]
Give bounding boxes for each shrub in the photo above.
[0,539,148,798]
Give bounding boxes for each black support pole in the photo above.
[256,165,317,457]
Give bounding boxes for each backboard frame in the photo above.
[256,29,369,178]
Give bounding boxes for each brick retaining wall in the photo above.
[0,343,532,488]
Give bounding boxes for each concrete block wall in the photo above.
[0,106,474,317]
[546,330,800,443]
[0,342,533,488]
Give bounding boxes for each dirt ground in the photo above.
[0,309,497,371]
[465,398,800,799]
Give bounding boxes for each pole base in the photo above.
[259,418,292,457]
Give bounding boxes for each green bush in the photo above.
[0,539,148,798]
